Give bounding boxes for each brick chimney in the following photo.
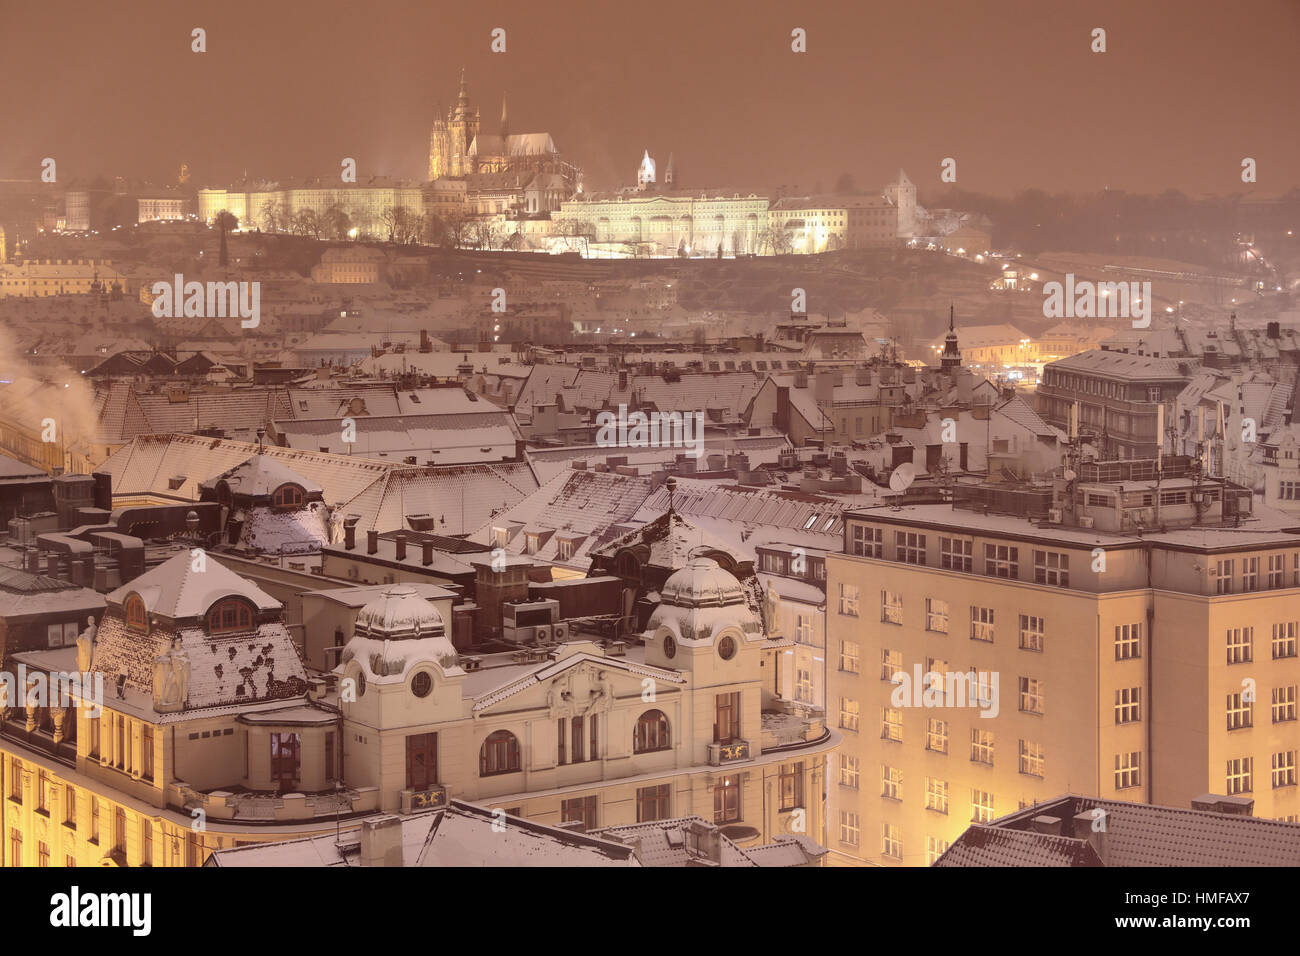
[367,530,379,555]
[395,532,407,562]
[343,516,358,551]
[422,540,435,566]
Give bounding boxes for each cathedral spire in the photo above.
[941,303,962,370]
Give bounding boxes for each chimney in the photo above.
[24,549,40,573]
[1072,809,1108,862]
[422,540,434,566]
[367,530,379,555]
[1030,814,1063,835]
[46,554,60,578]
[395,533,407,562]
[343,516,358,551]
[359,814,404,867]
[1191,793,1255,816]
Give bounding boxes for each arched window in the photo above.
[616,551,640,581]
[125,594,148,631]
[633,709,671,754]
[208,598,255,634]
[479,730,521,777]
[216,481,232,508]
[272,484,304,509]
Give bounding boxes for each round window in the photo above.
[663,635,677,659]
[718,635,737,661]
[354,669,366,698]
[412,671,432,698]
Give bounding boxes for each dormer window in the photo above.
[272,484,305,509]
[208,598,255,634]
[125,594,148,631]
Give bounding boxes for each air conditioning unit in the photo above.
[534,625,552,644]
[552,624,567,641]
[1047,508,1063,523]
[1078,516,1095,529]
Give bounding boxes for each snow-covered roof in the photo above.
[200,454,325,498]
[107,551,280,620]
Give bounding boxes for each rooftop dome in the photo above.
[659,558,745,609]
[354,586,446,640]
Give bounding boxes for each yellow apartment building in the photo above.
[826,456,1300,865]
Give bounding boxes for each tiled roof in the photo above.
[107,551,280,619]
[934,826,1101,867]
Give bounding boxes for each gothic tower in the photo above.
[429,69,480,180]
[941,304,962,371]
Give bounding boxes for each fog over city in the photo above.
[0,0,1297,922]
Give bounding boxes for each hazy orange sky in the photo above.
[2,0,1297,196]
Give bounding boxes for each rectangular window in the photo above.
[1019,614,1044,651]
[7,829,19,866]
[713,775,741,824]
[1242,556,1260,592]
[779,763,805,811]
[970,606,995,642]
[1033,550,1069,587]
[926,837,951,865]
[636,784,672,823]
[926,598,950,633]
[839,811,860,847]
[1227,627,1253,664]
[940,537,972,572]
[1115,687,1141,724]
[839,755,860,789]
[64,786,76,828]
[1268,553,1286,588]
[1115,752,1142,790]
[8,759,20,803]
[1018,740,1045,777]
[557,717,567,765]
[881,707,902,742]
[142,725,154,782]
[1019,677,1044,715]
[141,819,152,866]
[1216,559,1234,594]
[38,841,48,868]
[795,668,812,703]
[838,583,860,617]
[114,807,127,852]
[880,648,901,681]
[926,719,949,754]
[970,728,994,765]
[37,772,49,813]
[1226,757,1253,795]
[571,714,586,763]
[881,590,903,625]
[840,640,860,673]
[1227,691,1254,730]
[881,765,901,800]
[1273,622,1298,659]
[984,543,1018,578]
[839,697,860,733]
[925,777,949,814]
[971,790,995,824]
[850,524,883,558]
[896,531,926,564]
[1115,623,1142,660]
[714,692,741,744]
[1272,752,1297,789]
[561,795,598,830]
[881,823,902,859]
[1274,686,1298,723]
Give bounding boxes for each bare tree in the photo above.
[323,204,351,240]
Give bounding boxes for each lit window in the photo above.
[271,484,304,509]
[208,598,254,634]
[125,595,148,631]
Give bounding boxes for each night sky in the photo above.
[3,0,1297,196]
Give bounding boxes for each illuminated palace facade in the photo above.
[196,180,423,237]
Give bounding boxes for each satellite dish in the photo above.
[889,462,916,493]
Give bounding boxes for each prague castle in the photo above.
[428,69,576,187]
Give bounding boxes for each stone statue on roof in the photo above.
[764,580,783,637]
[77,615,97,673]
[154,637,191,712]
